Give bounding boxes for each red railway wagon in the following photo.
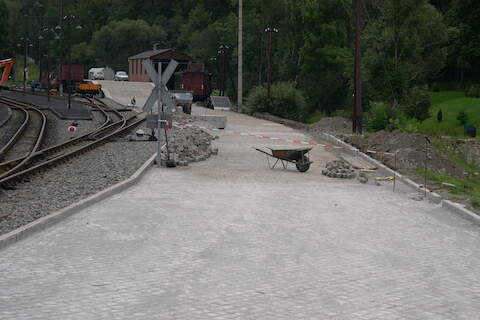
[180,71,212,102]
[59,64,84,82]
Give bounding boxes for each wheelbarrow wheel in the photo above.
[296,156,310,172]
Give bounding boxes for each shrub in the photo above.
[457,110,469,125]
[403,88,431,121]
[364,102,393,132]
[246,82,308,121]
[245,86,268,114]
[437,109,443,122]
[432,83,440,92]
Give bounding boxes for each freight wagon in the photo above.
[58,64,84,86]
[178,70,212,102]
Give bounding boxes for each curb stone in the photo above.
[317,132,479,225]
[0,153,157,251]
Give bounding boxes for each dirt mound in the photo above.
[344,130,467,178]
[308,117,352,134]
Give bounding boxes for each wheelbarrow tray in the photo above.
[253,147,314,172]
[266,147,312,162]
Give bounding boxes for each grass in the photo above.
[415,137,480,209]
[406,91,480,137]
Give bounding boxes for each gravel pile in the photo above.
[160,127,217,165]
[322,160,356,179]
[309,117,352,135]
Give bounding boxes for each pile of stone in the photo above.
[322,160,356,179]
[160,126,217,166]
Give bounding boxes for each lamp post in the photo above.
[56,15,82,109]
[217,45,229,96]
[264,27,278,110]
[40,28,60,102]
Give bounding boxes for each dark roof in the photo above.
[128,48,171,60]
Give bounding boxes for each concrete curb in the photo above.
[0,153,157,250]
[318,132,479,225]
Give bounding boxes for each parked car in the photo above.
[114,71,129,81]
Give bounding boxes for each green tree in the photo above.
[363,0,447,104]
[299,0,352,116]
[446,0,480,83]
[90,19,166,70]
[0,0,8,57]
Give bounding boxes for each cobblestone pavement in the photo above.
[1,106,479,319]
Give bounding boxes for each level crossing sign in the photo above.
[142,59,178,113]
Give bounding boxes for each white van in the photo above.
[88,68,105,80]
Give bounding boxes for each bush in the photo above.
[432,83,440,92]
[245,86,269,114]
[437,109,443,122]
[246,82,308,121]
[403,88,431,121]
[364,102,394,132]
[457,110,469,125]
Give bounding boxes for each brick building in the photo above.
[128,44,192,88]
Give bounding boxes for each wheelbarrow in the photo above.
[253,147,313,172]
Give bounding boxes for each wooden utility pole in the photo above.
[237,0,243,112]
[353,0,363,134]
[265,27,278,110]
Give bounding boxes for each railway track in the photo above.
[0,97,47,177]
[0,96,145,188]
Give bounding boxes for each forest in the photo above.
[0,0,479,127]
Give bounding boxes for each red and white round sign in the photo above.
[67,126,77,133]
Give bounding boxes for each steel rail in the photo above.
[0,103,30,156]
[0,98,47,179]
[0,96,112,175]
[0,97,144,186]
[0,115,144,186]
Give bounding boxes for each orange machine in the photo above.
[0,59,14,85]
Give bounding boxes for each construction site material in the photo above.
[192,115,227,129]
[158,126,216,165]
[309,117,352,135]
[210,96,232,110]
[254,147,313,172]
[322,160,355,179]
[344,130,466,178]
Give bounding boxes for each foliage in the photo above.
[299,0,351,116]
[402,88,432,121]
[90,19,166,70]
[363,0,447,104]
[437,109,443,122]
[456,110,468,125]
[0,0,8,57]
[446,0,480,83]
[246,82,308,121]
[364,102,398,132]
[432,83,440,92]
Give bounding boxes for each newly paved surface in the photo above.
[1,93,479,319]
[95,80,154,112]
